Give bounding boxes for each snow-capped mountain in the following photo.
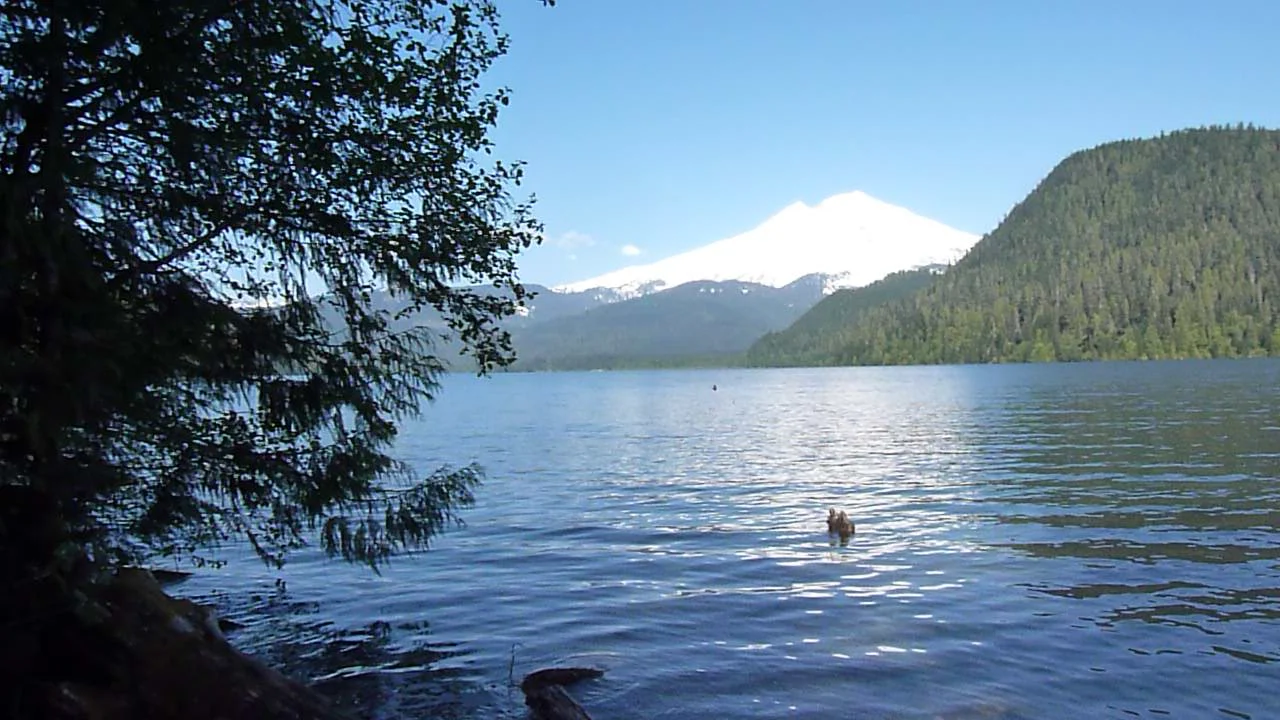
[552,191,980,299]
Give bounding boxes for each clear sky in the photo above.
[486,0,1280,287]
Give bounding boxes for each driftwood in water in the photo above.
[520,667,604,720]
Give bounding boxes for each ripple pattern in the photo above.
[176,360,1280,719]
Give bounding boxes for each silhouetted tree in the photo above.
[0,0,546,571]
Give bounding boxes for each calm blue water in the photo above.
[179,360,1280,719]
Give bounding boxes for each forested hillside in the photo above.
[746,267,944,366]
[779,126,1280,365]
[511,278,823,370]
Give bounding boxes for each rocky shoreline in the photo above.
[4,563,603,720]
[0,486,597,720]
[6,563,354,720]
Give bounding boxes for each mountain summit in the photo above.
[552,190,980,298]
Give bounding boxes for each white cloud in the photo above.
[620,244,642,257]
[567,253,578,261]
[552,230,595,249]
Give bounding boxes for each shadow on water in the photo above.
[194,583,520,720]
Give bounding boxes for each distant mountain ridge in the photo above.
[305,275,830,371]
[304,192,986,370]
[306,127,1280,372]
[511,276,826,370]
[552,190,979,299]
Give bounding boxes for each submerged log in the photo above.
[520,667,604,720]
[145,568,195,587]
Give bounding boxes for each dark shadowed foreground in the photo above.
[1,485,348,719]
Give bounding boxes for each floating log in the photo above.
[520,667,604,720]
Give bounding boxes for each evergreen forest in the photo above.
[751,126,1280,366]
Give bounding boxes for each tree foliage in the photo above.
[0,0,543,569]
[764,126,1280,366]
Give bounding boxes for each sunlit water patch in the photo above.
[175,360,1280,719]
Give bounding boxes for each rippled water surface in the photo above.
[180,360,1280,719]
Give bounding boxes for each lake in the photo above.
[178,360,1280,719]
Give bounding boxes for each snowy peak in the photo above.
[552,191,979,298]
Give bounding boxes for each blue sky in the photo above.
[487,0,1280,287]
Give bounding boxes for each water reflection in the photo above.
[1003,539,1280,564]
[968,360,1280,694]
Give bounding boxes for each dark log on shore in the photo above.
[0,484,352,720]
[24,567,354,720]
[520,667,604,720]
[145,568,194,586]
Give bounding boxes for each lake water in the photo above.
[178,360,1280,719]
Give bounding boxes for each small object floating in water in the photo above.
[826,508,855,543]
[712,384,717,391]
[522,667,604,720]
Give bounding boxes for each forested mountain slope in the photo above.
[511,278,824,370]
[745,267,944,366]
[797,126,1280,365]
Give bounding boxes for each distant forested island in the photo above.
[749,125,1280,366]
